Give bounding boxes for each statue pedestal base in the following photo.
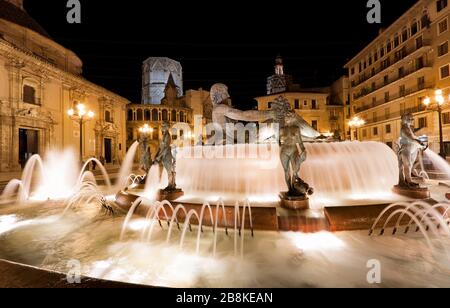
[279,192,309,211]
[392,185,430,199]
[156,189,184,202]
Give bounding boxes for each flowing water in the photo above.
[0,200,449,288]
[0,142,449,287]
[174,142,400,208]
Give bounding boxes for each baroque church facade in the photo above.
[0,0,129,171]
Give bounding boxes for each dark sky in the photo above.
[24,0,418,109]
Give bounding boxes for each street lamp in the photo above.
[349,116,365,140]
[138,124,153,136]
[423,89,449,158]
[68,103,94,163]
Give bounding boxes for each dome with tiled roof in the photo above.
[0,0,50,38]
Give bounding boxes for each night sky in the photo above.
[24,0,418,109]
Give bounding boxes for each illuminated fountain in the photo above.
[0,86,450,288]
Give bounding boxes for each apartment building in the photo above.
[345,0,450,156]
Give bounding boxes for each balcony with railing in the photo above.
[362,104,428,126]
[353,60,432,101]
[354,82,433,114]
[350,39,432,89]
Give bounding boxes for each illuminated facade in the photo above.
[345,0,450,156]
[0,0,129,171]
[258,57,348,138]
[127,72,212,154]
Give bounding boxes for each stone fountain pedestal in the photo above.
[279,192,310,210]
[392,185,430,199]
[156,188,184,202]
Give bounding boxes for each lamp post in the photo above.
[423,89,448,159]
[68,103,94,164]
[349,116,365,141]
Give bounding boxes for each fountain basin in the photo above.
[0,259,150,288]
[115,190,438,233]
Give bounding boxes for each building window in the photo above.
[136,109,143,121]
[386,124,392,134]
[105,110,113,123]
[411,21,419,35]
[438,18,448,35]
[418,76,426,89]
[171,110,177,122]
[380,46,385,58]
[373,127,378,136]
[384,75,389,85]
[362,129,367,138]
[398,67,405,78]
[443,112,450,124]
[304,100,308,107]
[351,67,355,75]
[152,109,158,121]
[394,35,400,48]
[440,64,450,79]
[402,29,408,42]
[445,142,450,157]
[438,41,449,56]
[418,117,427,129]
[416,36,423,49]
[23,85,37,105]
[179,111,185,123]
[268,102,272,109]
[400,85,406,96]
[294,99,300,109]
[311,120,318,131]
[162,109,168,121]
[311,100,318,110]
[384,92,390,102]
[386,41,392,53]
[127,109,133,121]
[145,110,151,121]
[416,56,425,69]
[437,0,448,12]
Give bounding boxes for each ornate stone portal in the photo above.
[274,97,314,210]
[393,113,430,199]
[153,122,183,201]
